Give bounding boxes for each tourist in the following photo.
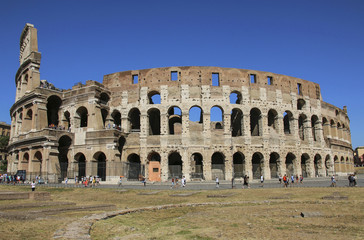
[171,178,175,189]
[31,181,36,191]
[283,174,288,188]
[331,175,336,187]
[118,176,123,187]
[300,175,303,184]
[215,176,219,188]
[243,175,249,189]
[182,176,186,187]
[291,175,295,186]
[260,175,264,187]
[279,175,282,184]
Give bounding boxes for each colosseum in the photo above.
[7,24,354,183]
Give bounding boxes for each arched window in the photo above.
[311,115,319,141]
[148,108,160,135]
[231,108,243,137]
[76,107,88,127]
[47,95,62,127]
[128,108,140,132]
[283,111,293,134]
[268,109,278,131]
[168,106,182,135]
[211,106,223,130]
[298,114,307,140]
[230,91,242,104]
[297,99,305,110]
[189,106,203,123]
[148,91,161,104]
[250,108,262,136]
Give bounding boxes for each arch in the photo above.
[74,153,86,179]
[322,117,329,137]
[128,108,140,132]
[64,111,71,130]
[297,98,306,110]
[93,152,107,181]
[231,108,243,137]
[314,154,322,177]
[250,108,262,136]
[190,153,203,179]
[252,152,264,179]
[301,153,310,177]
[111,110,121,128]
[168,152,182,179]
[23,152,29,162]
[117,136,126,159]
[269,152,280,178]
[99,92,110,104]
[325,155,331,176]
[330,119,337,138]
[47,95,62,127]
[148,108,160,135]
[23,108,33,132]
[212,152,225,180]
[268,109,278,131]
[285,153,296,177]
[101,109,108,128]
[311,115,319,141]
[337,122,342,139]
[168,106,182,135]
[211,106,223,130]
[298,114,307,140]
[230,91,242,104]
[58,135,72,180]
[233,152,245,178]
[33,151,43,177]
[127,154,141,180]
[148,151,161,182]
[148,91,161,104]
[76,106,88,128]
[283,111,294,134]
[189,106,203,123]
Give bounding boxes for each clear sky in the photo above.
[0,0,363,149]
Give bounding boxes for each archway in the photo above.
[314,154,322,177]
[127,154,141,180]
[190,153,203,179]
[250,108,262,136]
[148,108,160,135]
[76,107,88,127]
[33,151,42,178]
[128,108,140,132]
[168,106,182,135]
[301,154,310,177]
[168,152,182,179]
[94,152,106,181]
[212,152,225,180]
[74,153,86,179]
[233,152,245,178]
[47,95,62,127]
[58,135,72,180]
[148,152,161,182]
[285,153,296,177]
[252,152,264,179]
[231,108,243,137]
[269,152,280,178]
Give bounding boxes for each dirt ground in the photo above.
[0,185,363,239]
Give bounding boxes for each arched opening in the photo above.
[64,111,71,130]
[74,153,86,179]
[311,115,319,141]
[325,155,331,176]
[148,91,161,104]
[189,106,203,123]
[168,152,182,179]
[252,152,264,179]
[33,151,42,177]
[21,152,29,171]
[58,135,72,180]
[211,152,225,180]
[298,114,307,140]
[268,109,278,132]
[301,154,310,177]
[111,110,121,129]
[190,153,203,179]
[285,153,296,177]
[148,108,160,135]
[314,154,322,177]
[76,107,88,128]
[297,99,306,110]
[23,109,33,132]
[148,152,161,181]
[230,91,242,104]
[99,92,110,105]
[168,106,182,135]
[322,117,329,138]
[250,108,262,136]
[47,95,62,127]
[127,154,141,180]
[269,152,280,178]
[128,108,140,132]
[117,136,126,160]
[94,152,106,181]
[211,106,223,130]
[337,122,342,139]
[330,120,337,138]
[231,108,243,137]
[283,111,293,134]
[233,152,245,178]
[101,109,108,128]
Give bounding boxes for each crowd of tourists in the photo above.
[73,176,101,187]
[0,173,25,184]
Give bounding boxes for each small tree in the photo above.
[0,136,9,172]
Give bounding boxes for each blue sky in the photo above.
[0,0,363,149]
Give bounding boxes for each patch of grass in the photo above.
[176,230,192,235]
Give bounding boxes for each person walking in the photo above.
[215,176,219,188]
[260,175,264,187]
[331,175,336,187]
[31,181,36,192]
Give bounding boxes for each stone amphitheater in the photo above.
[7,24,354,183]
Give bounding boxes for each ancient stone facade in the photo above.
[7,24,354,183]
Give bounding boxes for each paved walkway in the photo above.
[34,174,362,190]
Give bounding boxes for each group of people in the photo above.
[75,176,100,187]
[0,173,25,184]
[171,176,186,188]
[348,174,357,187]
[279,174,303,188]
